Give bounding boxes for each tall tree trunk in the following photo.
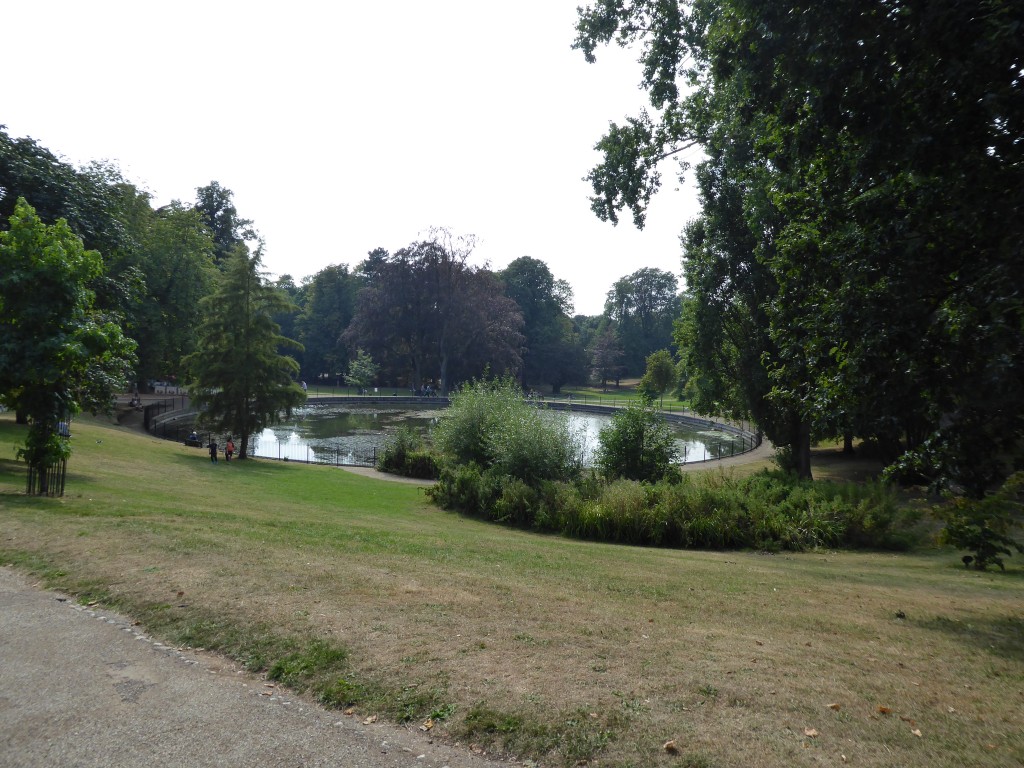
[439,353,449,396]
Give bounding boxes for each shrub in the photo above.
[377,426,439,479]
[427,463,484,513]
[433,376,584,485]
[403,450,439,479]
[939,471,1024,570]
[595,401,678,482]
[493,478,540,527]
[430,377,586,522]
[430,449,916,553]
[431,380,504,467]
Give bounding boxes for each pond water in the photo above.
[250,403,749,465]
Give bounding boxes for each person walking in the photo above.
[225,438,235,462]
[208,439,218,463]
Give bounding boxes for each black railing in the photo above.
[143,392,762,468]
[245,439,378,468]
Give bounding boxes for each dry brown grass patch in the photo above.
[1,413,1021,767]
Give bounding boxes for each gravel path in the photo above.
[0,567,503,768]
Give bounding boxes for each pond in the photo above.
[249,403,750,466]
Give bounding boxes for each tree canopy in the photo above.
[345,230,524,394]
[194,181,256,267]
[604,267,679,376]
[296,263,356,384]
[499,256,587,393]
[577,0,1024,489]
[0,198,136,494]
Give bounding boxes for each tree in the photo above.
[1,128,131,258]
[575,0,1024,487]
[132,202,218,383]
[590,325,625,390]
[296,264,356,384]
[1,130,148,347]
[344,349,379,393]
[0,130,227,393]
[194,181,256,266]
[637,349,675,408]
[595,400,679,482]
[271,274,304,360]
[346,231,523,394]
[673,125,811,476]
[499,256,588,392]
[0,198,135,494]
[185,246,305,459]
[604,267,679,375]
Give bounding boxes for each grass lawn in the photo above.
[1,412,1021,767]
[558,379,691,413]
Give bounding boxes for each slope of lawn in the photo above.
[1,412,1021,767]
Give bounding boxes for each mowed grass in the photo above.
[560,379,689,411]
[1,412,1022,767]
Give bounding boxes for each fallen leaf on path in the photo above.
[344,708,355,716]
[877,706,892,715]
[900,716,916,726]
[663,740,679,753]
[362,715,377,725]
[828,703,841,711]
[804,728,819,737]
[419,718,434,731]
[912,728,922,738]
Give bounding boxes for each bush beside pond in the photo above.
[376,426,439,479]
[427,467,918,552]
[402,377,918,552]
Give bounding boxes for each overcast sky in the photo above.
[4,1,702,316]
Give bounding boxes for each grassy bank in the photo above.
[560,380,690,412]
[1,412,1021,767]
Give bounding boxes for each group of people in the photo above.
[190,431,235,462]
[415,384,438,397]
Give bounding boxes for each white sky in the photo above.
[3,1,702,316]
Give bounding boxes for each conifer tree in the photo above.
[186,245,304,458]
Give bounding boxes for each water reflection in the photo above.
[250,404,747,465]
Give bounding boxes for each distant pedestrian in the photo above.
[208,440,218,463]
[225,438,235,462]
[301,381,307,393]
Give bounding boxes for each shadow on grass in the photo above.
[164,451,299,473]
[0,457,26,492]
[919,613,1024,662]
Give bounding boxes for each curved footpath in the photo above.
[0,567,504,768]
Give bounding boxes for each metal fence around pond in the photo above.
[248,438,379,467]
[144,401,380,467]
[144,394,761,468]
